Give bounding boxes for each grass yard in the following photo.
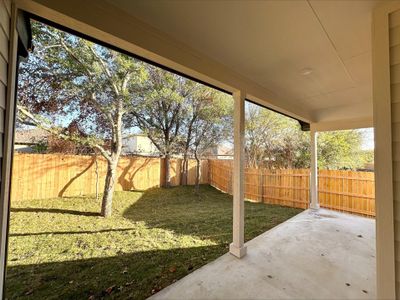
[6,185,302,299]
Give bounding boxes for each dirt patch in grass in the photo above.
[6,185,302,299]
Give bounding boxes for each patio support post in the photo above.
[230,90,247,258]
[310,128,320,209]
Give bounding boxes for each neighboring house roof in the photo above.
[14,128,51,145]
[217,144,234,156]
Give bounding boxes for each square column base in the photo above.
[229,243,247,258]
[310,203,320,210]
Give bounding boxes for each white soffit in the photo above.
[105,0,382,123]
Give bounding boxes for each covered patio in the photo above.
[2,0,400,299]
[150,209,375,300]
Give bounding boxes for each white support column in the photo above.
[310,128,320,210]
[229,90,247,258]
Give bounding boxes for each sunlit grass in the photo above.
[6,185,302,299]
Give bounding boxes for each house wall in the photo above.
[14,143,34,153]
[136,135,157,154]
[121,136,136,154]
[0,0,13,297]
[390,8,400,297]
[0,0,10,161]
[122,136,159,155]
[131,136,138,152]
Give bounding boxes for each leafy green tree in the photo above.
[31,141,48,153]
[17,21,146,217]
[183,90,232,192]
[130,66,194,187]
[317,130,371,170]
[131,68,233,189]
[245,103,306,168]
[245,103,372,170]
[360,149,374,168]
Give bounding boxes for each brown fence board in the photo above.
[208,159,375,217]
[11,154,208,201]
[11,154,375,217]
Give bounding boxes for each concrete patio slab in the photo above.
[149,209,375,300]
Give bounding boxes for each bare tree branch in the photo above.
[17,104,112,162]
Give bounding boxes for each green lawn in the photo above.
[6,185,302,299]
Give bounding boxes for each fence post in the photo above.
[10,154,376,217]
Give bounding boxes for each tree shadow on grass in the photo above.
[9,228,138,237]
[10,207,100,217]
[123,185,234,245]
[6,186,302,299]
[122,185,303,245]
[6,245,224,300]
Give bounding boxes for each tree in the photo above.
[245,103,305,169]
[46,135,92,154]
[131,67,233,189]
[317,130,371,170]
[17,21,146,217]
[244,102,372,170]
[131,66,194,187]
[181,88,232,191]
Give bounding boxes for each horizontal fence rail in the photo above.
[11,154,375,217]
[208,160,375,217]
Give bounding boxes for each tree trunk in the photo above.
[95,155,99,201]
[101,159,117,217]
[181,116,195,186]
[180,153,189,186]
[165,153,171,187]
[100,102,123,217]
[101,106,122,217]
[195,152,201,194]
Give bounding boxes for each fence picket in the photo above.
[208,160,374,216]
[11,154,375,217]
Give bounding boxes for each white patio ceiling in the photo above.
[104,0,379,125]
[29,0,390,126]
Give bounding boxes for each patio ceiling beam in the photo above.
[311,117,373,132]
[230,90,247,258]
[310,127,320,210]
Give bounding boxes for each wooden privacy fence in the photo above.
[11,154,375,217]
[11,153,209,201]
[209,160,375,217]
[318,170,375,217]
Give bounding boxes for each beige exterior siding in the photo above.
[0,0,11,296]
[0,2,10,39]
[0,0,10,168]
[390,8,400,296]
